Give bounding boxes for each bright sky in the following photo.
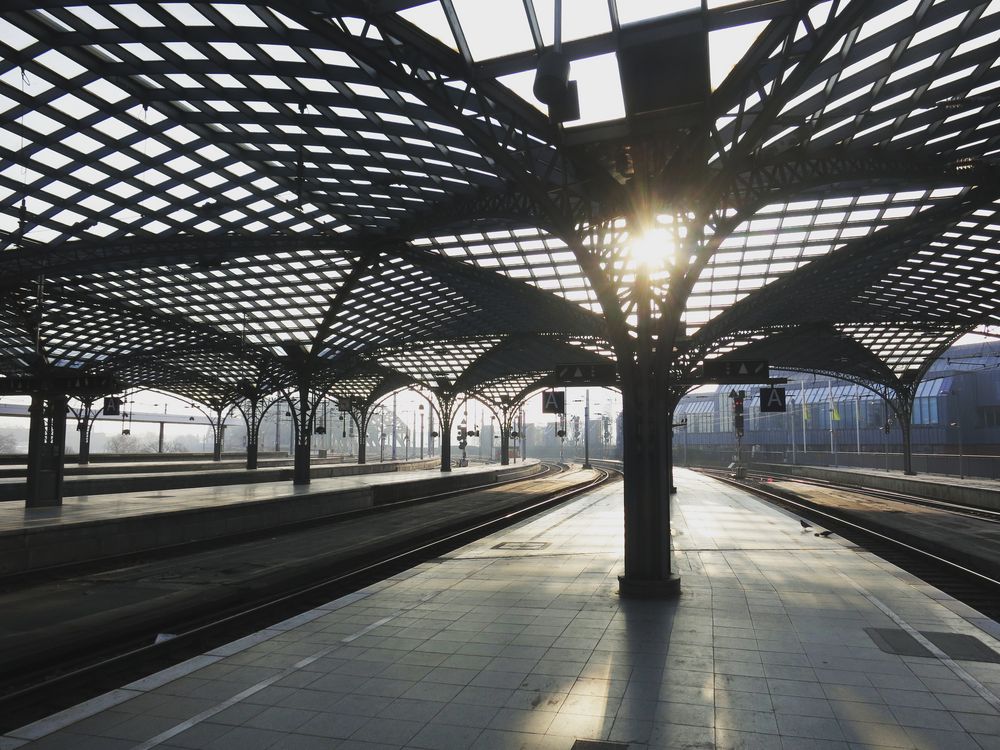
[402,0,768,128]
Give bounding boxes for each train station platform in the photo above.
[0,456,440,502]
[6,468,1000,750]
[0,461,539,575]
[754,463,1000,512]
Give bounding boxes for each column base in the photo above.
[618,574,681,599]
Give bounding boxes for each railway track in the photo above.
[696,466,1000,625]
[0,463,616,732]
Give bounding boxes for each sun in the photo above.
[627,227,675,271]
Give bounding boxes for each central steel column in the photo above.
[617,262,680,598]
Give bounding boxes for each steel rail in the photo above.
[697,467,1000,590]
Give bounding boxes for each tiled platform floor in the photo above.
[0,461,510,534]
[5,468,1000,750]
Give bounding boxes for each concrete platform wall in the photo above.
[0,462,543,575]
[0,459,441,501]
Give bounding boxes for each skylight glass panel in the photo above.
[0,18,37,50]
[66,6,116,30]
[83,79,129,103]
[113,4,165,27]
[534,0,611,45]
[311,48,359,69]
[212,3,267,28]
[163,41,206,60]
[34,49,87,78]
[118,42,163,62]
[616,0,698,25]
[398,2,458,52]
[709,21,768,91]
[451,0,534,61]
[49,92,98,119]
[161,3,212,26]
[21,110,61,136]
[566,53,625,127]
[260,44,305,64]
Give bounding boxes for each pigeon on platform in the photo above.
[814,530,834,538]
[799,519,812,530]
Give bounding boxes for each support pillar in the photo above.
[78,415,91,464]
[618,362,679,597]
[244,399,261,470]
[892,387,916,476]
[26,392,68,508]
[439,413,452,472]
[212,410,224,462]
[76,397,95,465]
[158,422,165,454]
[293,384,313,485]
[356,413,367,464]
[500,424,511,465]
[353,408,370,464]
[901,415,915,475]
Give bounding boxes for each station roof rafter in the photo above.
[0,1,997,396]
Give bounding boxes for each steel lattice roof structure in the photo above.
[1,0,999,408]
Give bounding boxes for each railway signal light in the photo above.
[731,389,745,438]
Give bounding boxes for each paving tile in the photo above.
[716,688,773,712]
[778,739,850,750]
[888,705,962,731]
[837,720,915,747]
[296,711,369,739]
[349,716,422,745]
[776,714,845,741]
[716,707,779,735]
[487,707,556,733]
[651,700,714,728]
[715,728,783,750]
[203,725,286,750]
[902,725,983,750]
[408,720,483,749]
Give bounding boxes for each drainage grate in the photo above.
[492,541,550,550]
[865,628,1000,663]
[571,742,629,750]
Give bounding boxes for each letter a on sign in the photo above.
[541,390,565,414]
[759,387,786,413]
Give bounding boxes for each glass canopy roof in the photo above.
[0,0,998,407]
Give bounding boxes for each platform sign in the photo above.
[338,396,352,412]
[759,387,786,412]
[541,390,565,414]
[553,363,617,385]
[702,359,769,381]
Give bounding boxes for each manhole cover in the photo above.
[492,541,550,550]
